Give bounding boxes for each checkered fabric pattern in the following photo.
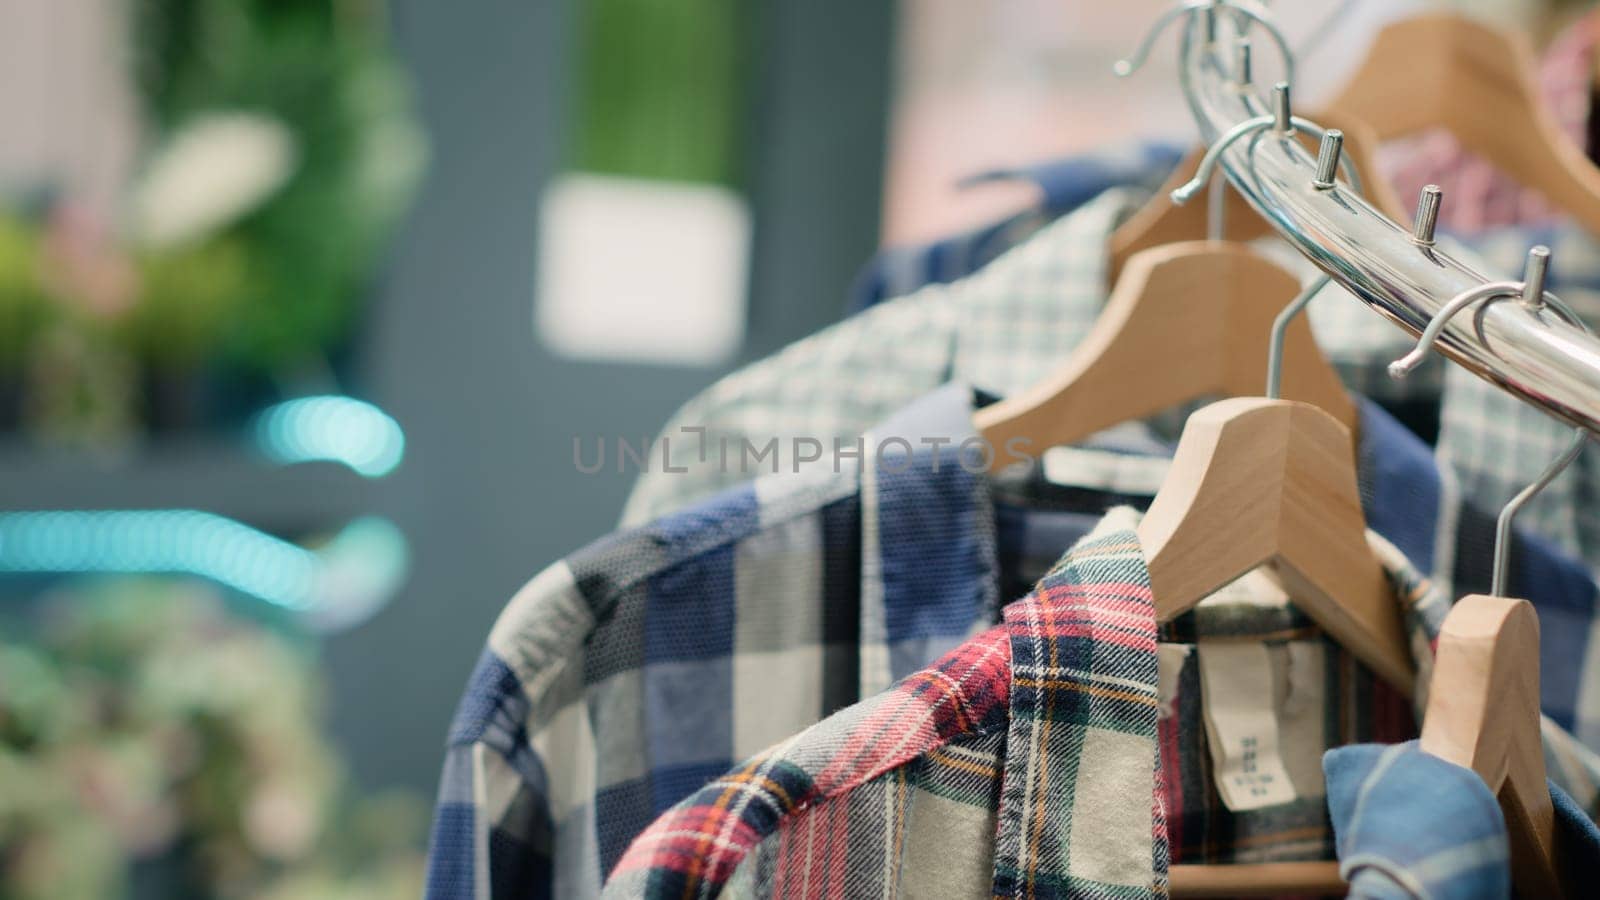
[618,187,1139,528]
[428,385,1600,899]
[1325,741,1600,898]
[1384,11,1595,234]
[848,142,1186,313]
[1433,227,1600,698]
[1324,742,1511,899]
[603,526,1163,899]
[602,522,1600,899]
[618,184,1458,529]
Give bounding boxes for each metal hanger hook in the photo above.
[1492,427,1587,597]
[1264,122,1371,394]
[1114,0,1294,86]
[1389,246,1558,379]
[1265,274,1331,398]
[1384,245,1588,596]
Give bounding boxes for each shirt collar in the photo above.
[850,383,1458,696]
[988,513,1449,896]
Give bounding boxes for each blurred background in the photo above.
[0,0,1577,896]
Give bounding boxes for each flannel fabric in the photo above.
[602,521,1600,898]
[1325,741,1600,899]
[617,187,1140,528]
[848,142,1185,313]
[603,524,1165,898]
[1433,226,1600,703]
[428,384,1600,899]
[1383,11,1595,235]
[1324,742,1510,899]
[617,185,1457,528]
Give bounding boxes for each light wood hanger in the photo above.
[1135,397,1413,692]
[1421,594,1564,897]
[974,241,1359,461]
[1148,398,1414,898]
[1108,113,1404,285]
[1322,11,1600,238]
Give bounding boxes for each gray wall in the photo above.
[325,0,895,794]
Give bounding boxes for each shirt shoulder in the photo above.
[451,474,856,747]
[618,188,1145,528]
[619,293,964,526]
[602,624,1014,897]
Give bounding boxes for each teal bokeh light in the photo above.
[253,395,405,477]
[0,511,408,626]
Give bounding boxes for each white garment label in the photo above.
[1196,641,1298,811]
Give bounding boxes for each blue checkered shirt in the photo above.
[848,141,1185,312]
[1325,741,1600,898]
[426,385,1600,899]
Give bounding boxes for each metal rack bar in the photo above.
[1176,18,1600,436]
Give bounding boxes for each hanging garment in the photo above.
[1382,10,1597,235]
[427,384,1600,899]
[1325,742,1511,899]
[1431,227,1600,690]
[849,12,1596,321]
[601,518,1600,899]
[848,142,1184,313]
[618,185,1454,528]
[1323,741,1600,898]
[618,187,1140,527]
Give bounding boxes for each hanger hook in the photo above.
[1264,274,1331,398]
[1492,428,1587,597]
[1388,246,1558,379]
[1167,82,1371,398]
[1115,0,1295,86]
[1385,245,1590,596]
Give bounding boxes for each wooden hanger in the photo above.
[1108,114,1404,285]
[1147,398,1414,898]
[1136,397,1413,691]
[974,241,1359,461]
[1420,594,1565,897]
[1322,11,1600,238]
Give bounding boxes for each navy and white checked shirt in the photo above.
[427,385,1600,899]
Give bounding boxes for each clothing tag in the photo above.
[1196,641,1298,811]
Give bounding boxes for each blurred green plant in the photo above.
[120,239,251,373]
[129,0,425,375]
[0,580,424,899]
[0,215,55,371]
[572,0,747,187]
[0,0,424,441]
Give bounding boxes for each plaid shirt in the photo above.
[1433,229,1600,744]
[428,385,1600,899]
[619,187,1451,529]
[848,142,1185,313]
[603,520,1600,898]
[1324,741,1600,898]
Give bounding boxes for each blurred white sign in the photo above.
[536,173,749,366]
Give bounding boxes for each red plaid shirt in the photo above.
[603,519,1600,898]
